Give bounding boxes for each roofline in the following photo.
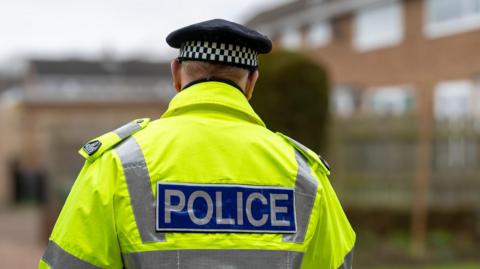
[247,0,391,34]
[14,99,167,109]
[27,59,171,77]
[246,0,311,27]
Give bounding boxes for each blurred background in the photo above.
[0,0,479,268]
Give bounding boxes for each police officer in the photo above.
[39,19,355,269]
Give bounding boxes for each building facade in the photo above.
[0,60,172,213]
[249,0,480,121]
[248,0,480,223]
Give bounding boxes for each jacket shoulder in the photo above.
[78,118,151,162]
[275,132,330,176]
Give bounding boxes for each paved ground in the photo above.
[0,207,45,269]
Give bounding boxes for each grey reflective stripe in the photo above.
[283,150,318,243]
[114,121,141,139]
[287,136,310,155]
[42,240,100,269]
[337,248,354,269]
[116,137,165,242]
[123,249,304,269]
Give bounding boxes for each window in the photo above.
[280,27,301,50]
[473,78,480,121]
[426,0,480,38]
[366,85,414,116]
[307,21,331,48]
[331,85,360,117]
[354,1,404,51]
[434,80,475,121]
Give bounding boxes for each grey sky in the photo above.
[0,0,289,64]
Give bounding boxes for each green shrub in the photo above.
[252,50,330,152]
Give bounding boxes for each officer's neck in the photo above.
[181,77,246,94]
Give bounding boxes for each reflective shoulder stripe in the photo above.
[276,132,330,175]
[113,119,143,139]
[123,249,304,269]
[283,150,318,243]
[42,240,100,269]
[79,118,150,162]
[115,136,165,243]
[338,248,354,269]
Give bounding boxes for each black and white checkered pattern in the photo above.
[179,41,258,69]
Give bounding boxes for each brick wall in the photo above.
[307,0,480,116]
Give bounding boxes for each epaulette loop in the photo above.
[79,118,150,162]
[276,132,330,176]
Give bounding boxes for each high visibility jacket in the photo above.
[39,81,355,269]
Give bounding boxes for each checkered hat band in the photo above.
[179,41,258,68]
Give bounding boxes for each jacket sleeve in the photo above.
[39,153,123,269]
[302,169,356,269]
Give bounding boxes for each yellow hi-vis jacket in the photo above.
[39,81,355,269]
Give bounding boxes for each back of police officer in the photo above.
[39,19,355,269]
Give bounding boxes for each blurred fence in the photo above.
[330,116,480,213]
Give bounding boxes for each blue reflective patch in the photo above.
[156,183,296,233]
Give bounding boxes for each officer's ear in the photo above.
[171,59,182,92]
[244,70,259,100]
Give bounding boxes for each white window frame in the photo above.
[280,26,302,50]
[353,0,404,52]
[365,85,415,116]
[306,21,331,48]
[425,0,480,38]
[434,80,475,121]
[331,85,358,117]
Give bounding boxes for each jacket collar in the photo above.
[161,81,266,127]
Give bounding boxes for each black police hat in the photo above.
[166,19,272,70]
